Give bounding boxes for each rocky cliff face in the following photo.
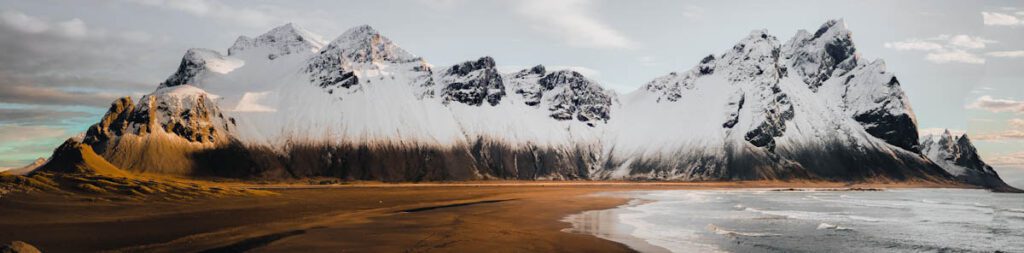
[81,85,234,175]
[42,20,1017,190]
[438,56,506,106]
[922,130,1020,192]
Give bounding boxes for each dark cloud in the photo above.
[0,10,174,107]
[0,79,125,107]
[0,108,93,126]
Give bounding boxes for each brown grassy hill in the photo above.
[1,138,268,201]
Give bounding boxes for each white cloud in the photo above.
[884,35,994,64]
[514,0,636,49]
[946,35,995,49]
[0,10,49,34]
[123,0,281,28]
[982,12,1023,26]
[925,49,985,64]
[966,95,1024,113]
[0,10,89,39]
[883,40,943,51]
[0,10,153,43]
[987,50,1024,58]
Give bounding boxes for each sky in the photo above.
[0,0,1022,187]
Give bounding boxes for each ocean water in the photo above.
[563,189,1024,253]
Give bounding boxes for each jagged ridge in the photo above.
[38,20,1016,191]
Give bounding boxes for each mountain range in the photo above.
[27,20,1018,192]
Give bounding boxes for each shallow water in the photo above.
[563,189,1024,253]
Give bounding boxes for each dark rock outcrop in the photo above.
[439,57,506,106]
[537,70,614,124]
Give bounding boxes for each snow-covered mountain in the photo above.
[921,130,1016,190]
[600,20,938,182]
[59,20,1017,190]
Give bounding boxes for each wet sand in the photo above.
[0,181,964,252]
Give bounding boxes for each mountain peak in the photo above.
[339,24,378,38]
[812,19,848,40]
[228,22,326,58]
[160,48,242,88]
[783,18,857,91]
[957,133,974,147]
[323,24,418,64]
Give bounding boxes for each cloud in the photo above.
[982,12,1023,26]
[925,50,985,64]
[513,0,636,49]
[965,118,1024,142]
[0,10,163,110]
[120,0,332,30]
[966,95,1024,113]
[884,35,994,64]
[0,10,91,39]
[0,83,125,107]
[988,152,1024,166]
[946,35,996,49]
[973,130,1024,141]
[0,10,49,34]
[123,0,277,28]
[0,108,92,126]
[884,40,943,51]
[987,50,1024,58]
[1011,118,1024,129]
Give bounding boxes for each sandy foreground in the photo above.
[0,181,962,252]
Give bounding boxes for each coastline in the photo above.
[561,186,1024,253]
[0,181,975,252]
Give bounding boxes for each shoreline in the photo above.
[560,187,1023,253]
[0,181,980,252]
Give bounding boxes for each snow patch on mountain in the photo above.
[160,49,243,88]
